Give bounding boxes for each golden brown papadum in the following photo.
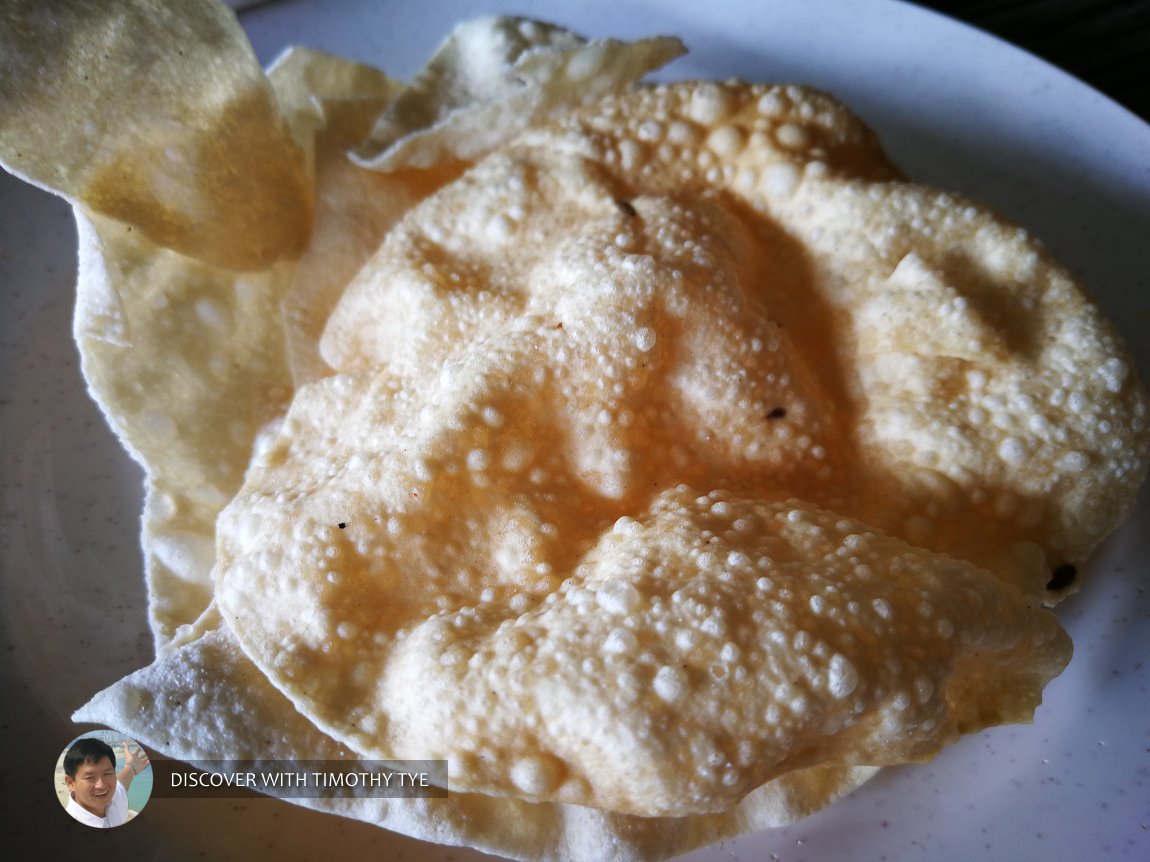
[0,0,310,270]
[216,82,1139,817]
[1,2,1146,861]
[3,7,679,650]
[62,44,412,648]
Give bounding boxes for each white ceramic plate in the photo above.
[2,1,1147,859]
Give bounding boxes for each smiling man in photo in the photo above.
[62,738,149,828]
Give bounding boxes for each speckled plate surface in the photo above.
[1,1,1147,859]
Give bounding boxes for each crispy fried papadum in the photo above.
[218,83,1143,817]
[0,0,311,270]
[61,43,416,648]
[78,625,877,861]
[0,1,329,644]
[2,7,676,650]
[352,16,684,171]
[2,3,1147,861]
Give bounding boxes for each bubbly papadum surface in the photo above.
[25,11,679,651]
[210,81,1147,817]
[75,623,876,862]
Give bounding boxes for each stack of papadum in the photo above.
[2,1,1147,859]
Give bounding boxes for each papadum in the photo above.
[2,3,1147,861]
[216,82,1130,819]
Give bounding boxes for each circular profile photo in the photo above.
[55,730,152,828]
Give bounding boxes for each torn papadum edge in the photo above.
[265,48,457,387]
[352,16,686,171]
[73,622,877,862]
